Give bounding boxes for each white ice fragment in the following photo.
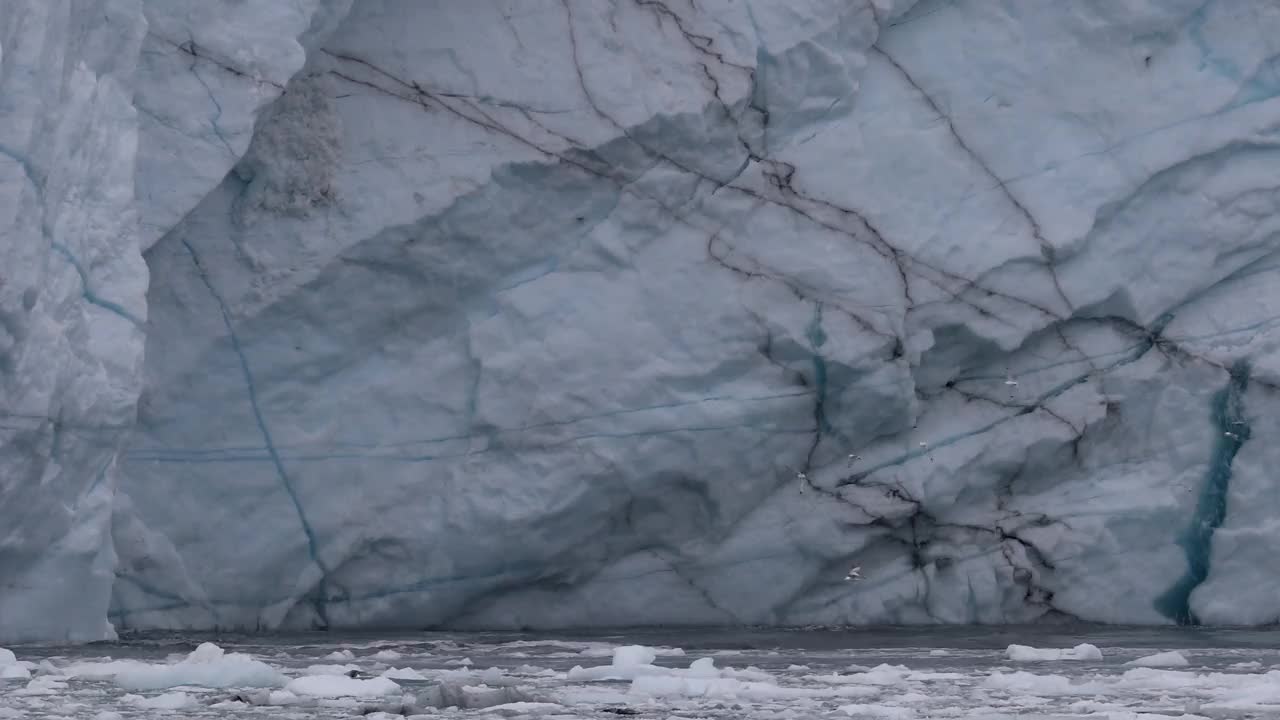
[324,649,357,661]
[14,676,69,695]
[614,645,658,668]
[60,659,149,680]
[1005,643,1103,662]
[266,689,300,705]
[984,671,1105,695]
[1126,651,1190,667]
[285,674,403,698]
[382,666,427,680]
[114,642,284,689]
[128,691,195,709]
[568,649,771,683]
[0,650,28,680]
[373,649,402,661]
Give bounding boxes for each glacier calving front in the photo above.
[3,0,1280,641]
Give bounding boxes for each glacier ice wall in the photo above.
[4,0,1280,641]
[0,0,147,643]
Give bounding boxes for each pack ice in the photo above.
[2,0,1280,641]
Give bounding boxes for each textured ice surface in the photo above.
[4,0,1280,640]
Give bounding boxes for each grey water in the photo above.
[22,623,1280,667]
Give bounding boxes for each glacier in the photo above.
[2,0,1280,642]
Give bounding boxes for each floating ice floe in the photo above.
[381,666,427,680]
[0,649,30,680]
[568,646,771,683]
[1126,651,1190,667]
[284,674,403,698]
[57,642,282,690]
[805,664,966,686]
[109,643,282,690]
[12,676,68,696]
[1005,643,1104,662]
[123,691,196,709]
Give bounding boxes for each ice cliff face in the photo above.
[3,0,1280,642]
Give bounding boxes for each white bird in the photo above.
[1224,431,1240,440]
[1004,376,1018,386]
[918,441,928,448]
[845,566,863,581]
[847,454,861,464]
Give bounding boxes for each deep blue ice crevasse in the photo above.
[1154,359,1250,625]
[805,303,831,435]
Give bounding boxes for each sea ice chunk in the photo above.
[1005,644,1103,662]
[1126,651,1190,667]
[113,642,283,689]
[285,674,403,698]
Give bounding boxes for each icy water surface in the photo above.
[5,625,1280,718]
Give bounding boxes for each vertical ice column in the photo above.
[0,0,148,642]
